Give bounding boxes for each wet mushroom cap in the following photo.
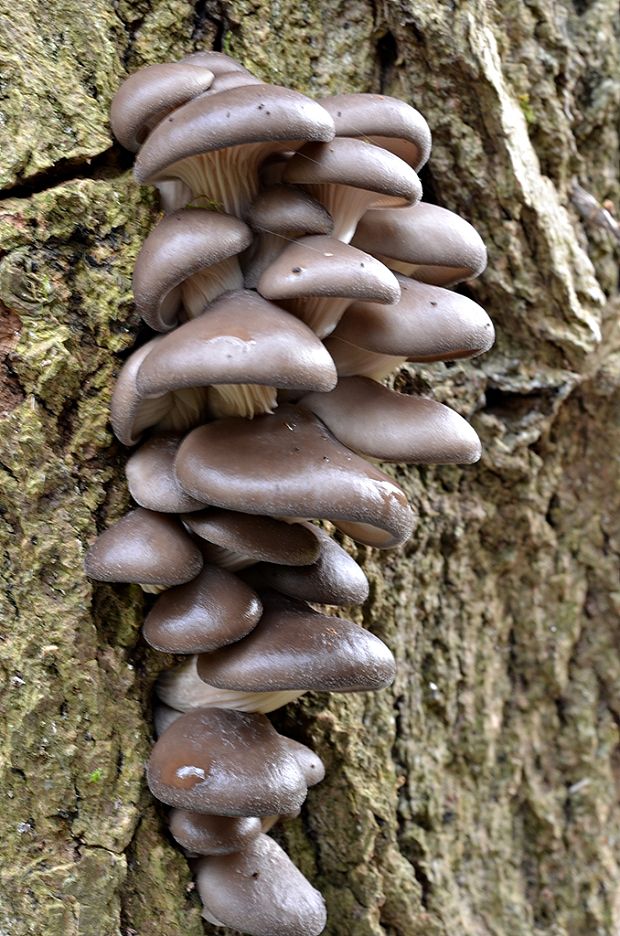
[174,404,415,548]
[320,93,432,170]
[110,62,215,152]
[196,833,327,936]
[352,202,487,285]
[135,290,338,397]
[126,434,205,513]
[146,707,310,815]
[134,84,336,184]
[183,510,321,566]
[243,523,369,605]
[84,508,203,586]
[196,591,395,692]
[331,274,495,361]
[169,809,262,856]
[301,377,482,464]
[143,564,263,654]
[133,210,252,332]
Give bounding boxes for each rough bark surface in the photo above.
[1,1,619,934]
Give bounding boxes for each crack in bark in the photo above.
[0,147,133,203]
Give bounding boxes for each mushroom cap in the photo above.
[196,591,396,693]
[146,707,310,815]
[244,523,369,605]
[143,564,262,654]
[110,342,156,447]
[301,377,482,464]
[257,235,400,305]
[246,185,334,237]
[320,93,432,170]
[284,738,325,787]
[195,834,327,936]
[126,434,205,513]
[352,202,487,286]
[110,63,215,152]
[169,809,262,856]
[84,508,203,586]
[331,273,495,361]
[183,510,321,566]
[135,289,338,397]
[134,84,335,184]
[180,51,255,76]
[133,210,252,332]
[283,137,422,208]
[174,404,414,548]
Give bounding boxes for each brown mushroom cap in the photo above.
[180,51,255,76]
[143,564,262,654]
[135,289,337,399]
[126,434,205,513]
[330,273,495,363]
[174,404,414,548]
[84,508,203,586]
[133,210,252,332]
[243,523,369,605]
[300,377,482,464]
[134,85,335,217]
[257,235,400,337]
[196,834,327,935]
[352,202,487,285]
[169,809,262,856]
[110,63,215,152]
[246,185,334,237]
[196,591,395,693]
[284,738,325,787]
[183,510,321,566]
[146,707,310,815]
[320,92,432,170]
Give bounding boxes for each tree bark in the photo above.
[1,1,619,934]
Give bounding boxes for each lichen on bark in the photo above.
[1,1,619,935]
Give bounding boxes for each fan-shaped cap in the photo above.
[134,84,335,185]
[244,524,369,605]
[84,508,203,586]
[169,809,262,856]
[196,834,327,935]
[110,63,215,152]
[246,185,334,237]
[126,434,205,513]
[331,274,494,362]
[143,564,262,654]
[180,51,255,76]
[301,377,482,464]
[133,210,252,332]
[196,591,395,693]
[174,404,414,548]
[352,202,487,285]
[320,93,432,170]
[135,290,337,397]
[146,707,311,815]
[183,511,321,566]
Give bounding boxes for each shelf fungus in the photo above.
[84,49,495,936]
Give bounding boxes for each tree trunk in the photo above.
[1,1,619,934]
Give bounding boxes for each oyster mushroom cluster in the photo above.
[86,50,494,935]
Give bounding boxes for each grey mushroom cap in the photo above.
[196,591,396,693]
[110,63,215,152]
[352,202,488,286]
[300,377,482,464]
[146,707,311,816]
[284,738,325,787]
[183,510,321,566]
[135,289,338,397]
[126,434,205,513]
[169,810,263,856]
[243,523,369,605]
[84,508,203,586]
[143,563,263,654]
[320,92,432,170]
[196,834,327,936]
[134,83,336,185]
[174,404,414,549]
[180,51,256,76]
[246,185,334,237]
[133,210,252,332]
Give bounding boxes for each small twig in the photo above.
[571,180,620,245]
